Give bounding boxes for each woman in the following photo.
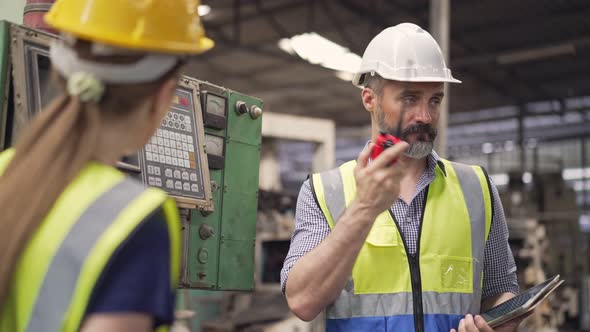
[0,1,213,331]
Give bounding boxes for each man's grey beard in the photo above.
[404,141,434,159]
[376,106,435,159]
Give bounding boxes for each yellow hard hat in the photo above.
[45,0,214,55]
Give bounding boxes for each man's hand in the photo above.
[353,142,409,216]
[450,313,527,332]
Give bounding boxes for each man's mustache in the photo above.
[399,124,437,140]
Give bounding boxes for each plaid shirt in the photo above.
[281,151,519,300]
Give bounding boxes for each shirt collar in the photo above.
[429,150,447,177]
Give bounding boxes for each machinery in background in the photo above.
[0,21,263,293]
[500,171,589,331]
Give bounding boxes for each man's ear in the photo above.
[361,88,376,113]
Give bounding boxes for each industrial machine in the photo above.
[0,21,263,291]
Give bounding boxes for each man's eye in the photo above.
[403,96,417,104]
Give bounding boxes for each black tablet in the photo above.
[480,275,563,328]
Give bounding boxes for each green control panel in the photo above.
[0,21,263,291]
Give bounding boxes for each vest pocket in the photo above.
[439,255,473,292]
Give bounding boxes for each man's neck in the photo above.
[396,155,429,204]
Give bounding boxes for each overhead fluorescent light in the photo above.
[278,32,361,74]
[497,43,575,65]
[198,5,211,16]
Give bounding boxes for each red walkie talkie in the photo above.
[371,108,405,160]
[370,132,401,160]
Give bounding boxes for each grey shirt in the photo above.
[281,151,519,300]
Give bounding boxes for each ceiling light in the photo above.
[198,5,211,16]
[278,32,361,74]
[278,38,295,55]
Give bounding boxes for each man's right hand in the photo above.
[353,142,409,216]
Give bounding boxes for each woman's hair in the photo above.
[0,40,180,306]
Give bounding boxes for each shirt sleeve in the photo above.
[482,177,520,300]
[280,179,330,294]
[85,208,176,328]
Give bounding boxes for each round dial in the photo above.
[206,94,226,117]
[204,134,224,157]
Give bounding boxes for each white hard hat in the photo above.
[352,23,461,87]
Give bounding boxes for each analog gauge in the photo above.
[204,134,224,157]
[206,94,226,117]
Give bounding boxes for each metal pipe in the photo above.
[430,0,450,157]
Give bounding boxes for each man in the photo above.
[281,23,521,332]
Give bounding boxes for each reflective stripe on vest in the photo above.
[0,150,180,332]
[311,158,492,332]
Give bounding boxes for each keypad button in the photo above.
[155,178,162,187]
[145,144,152,153]
[176,141,183,150]
[187,136,193,144]
[171,149,177,158]
[182,143,188,151]
[190,173,197,182]
[188,144,194,152]
[175,133,182,141]
[172,158,178,166]
[147,165,154,174]
[154,167,161,176]
[183,182,190,191]
[174,170,181,179]
[166,156,172,164]
[182,172,189,180]
[165,147,171,156]
[148,177,156,186]
[165,168,173,177]
[163,139,170,147]
[159,146,165,155]
[157,137,164,145]
[161,119,167,127]
[166,180,174,188]
[191,184,199,192]
[156,129,162,137]
[163,130,170,139]
[167,112,173,118]
[183,151,189,160]
[153,154,160,163]
[173,113,178,120]
[185,117,191,124]
[181,135,187,143]
[175,181,182,190]
[184,160,191,168]
[146,152,153,161]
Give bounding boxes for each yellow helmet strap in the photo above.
[50,40,180,84]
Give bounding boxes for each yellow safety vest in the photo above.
[0,149,181,332]
[311,159,492,332]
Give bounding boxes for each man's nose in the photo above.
[413,101,432,124]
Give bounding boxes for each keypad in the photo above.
[142,104,204,199]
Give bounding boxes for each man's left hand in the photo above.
[450,314,522,332]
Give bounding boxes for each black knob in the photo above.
[235,101,248,115]
[199,224,214,240]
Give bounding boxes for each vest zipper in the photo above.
[388,187,428,332]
